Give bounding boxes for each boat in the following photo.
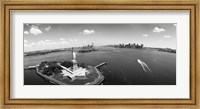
[34,48,107,85]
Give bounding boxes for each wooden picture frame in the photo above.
[0,0,199,109]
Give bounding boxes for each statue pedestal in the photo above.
[71,59,78,71]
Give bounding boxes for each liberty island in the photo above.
[33,48,107,85]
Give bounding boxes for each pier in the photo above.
[95,62,107,69]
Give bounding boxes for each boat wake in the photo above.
[137,59,152,74]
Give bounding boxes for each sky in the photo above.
[24,24,176,52]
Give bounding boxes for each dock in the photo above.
[24,65,36,70]
[95,62,107,69]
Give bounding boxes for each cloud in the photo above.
[37,40,45,45]
[30,25,42,35]
[83,40,87,43]
[80,29,95,35]
[69,39,73,42]
[69,38,77,43]
[60,38,65,41]
[24,31,29,35]
[68,38,79,44]
[164,35,172,38]
[45,40,50,42]
[37,40,56,45]
[24,42,36,47]
[60,41,69,44]
[24,40,70,48]
[45,26,51,31]
[29,42,36,47]
[153,27,166,33]
[142,34,148,37]
[24,43,28,47]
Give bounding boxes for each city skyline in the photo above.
[24,24,176,52]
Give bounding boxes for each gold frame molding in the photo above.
[0,0,199,109]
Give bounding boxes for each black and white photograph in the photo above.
[24,24,176,85]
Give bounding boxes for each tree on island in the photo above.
[40,62,62,76]
[61,61,73,68]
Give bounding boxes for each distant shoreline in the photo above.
[24,46,176,57]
